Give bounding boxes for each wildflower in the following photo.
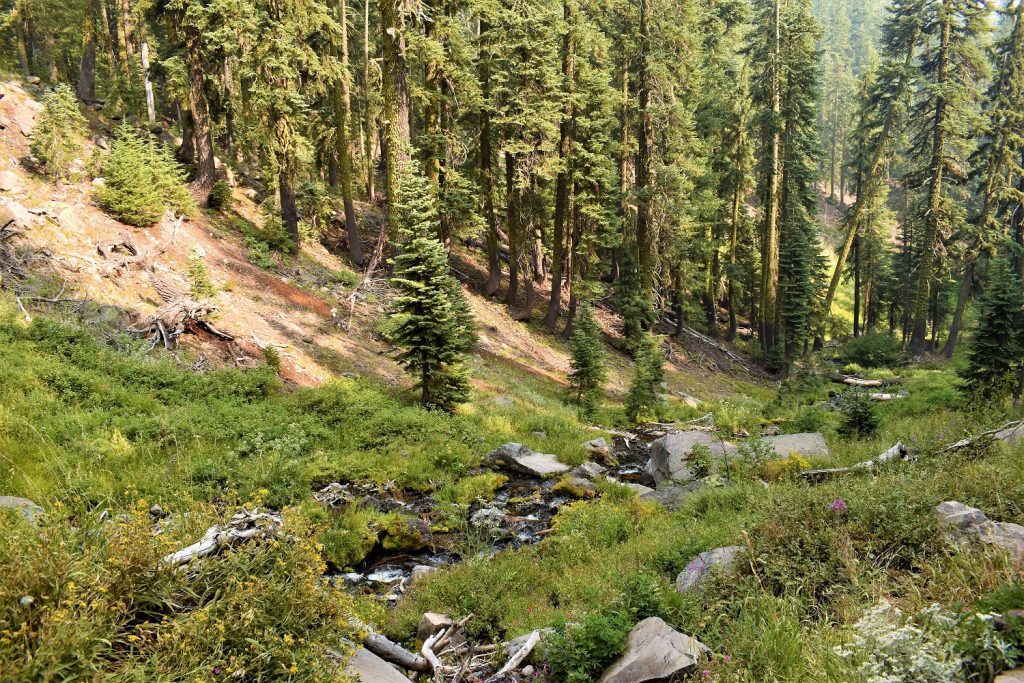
[830,498,848,512]
[724,654,731,663]
[213,668,222,675]
[702,670,711,678]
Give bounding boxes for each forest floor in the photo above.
[2,79,1023,682]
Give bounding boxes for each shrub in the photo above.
[245,235,276,269]
[690,444,713,479]
[95,122,196,226]
[186,249,217,300]
[838,391,879,438]
[838,333,905,368]
[546,610,633,683]
[30,84,87,180]
[208,179,233,211]
[762,453,811,482]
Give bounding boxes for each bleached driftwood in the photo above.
[833,375,903,388]
[938,420,1024,454]
[491,629,541,679]
[801,442,912,483]
[869,392,906,401]
[422,628,448,679]
[349,618,432,673]
[162,508,284,567]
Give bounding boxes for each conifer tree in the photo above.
[388,162,476,411]
[961,256,1024,403]
[625,332,665,423]
[30,83,87,180]
[567,303,607,419]
[95,123,195,227]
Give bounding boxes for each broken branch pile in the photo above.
[161,508,284,567]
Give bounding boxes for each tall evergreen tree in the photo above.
[388,162,476,410]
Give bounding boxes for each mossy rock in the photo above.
[553,475,597,500]
[381,515,434,552]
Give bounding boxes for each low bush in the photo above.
[838,333,906,368]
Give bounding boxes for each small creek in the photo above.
[329,426,671,605]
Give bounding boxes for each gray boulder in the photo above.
[936,501,1024,559]
[0,496,43,526]
[597,617,708,683]
[583,437,611,460]
[345,647,411,683]
[639,481,702,511]
[995,422,1024,448]
[676,545,744,592]
[0,200,35,229]
[995,669,1024,683]
[0,170,19,192]
[487,443,569,478]
[623,482,655,496]
[755,433,830,459]
[572,461,607,480]
[644,431,727,485]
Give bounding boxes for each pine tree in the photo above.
[567,303,607,419]
[30,83,87,180]
[625,333,665,423]
[961,257,1024,402]
[388,162,476,411]
[95,123,195,227]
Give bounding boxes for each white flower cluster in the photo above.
[834,601,964,683]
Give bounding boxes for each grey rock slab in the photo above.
[936,501,990,530]
[757,433,830,458]
[977,521,1024,559]
[572,461,608,480]
[345,647,412,683]
[0,170,20,192]
[597,617,709,683]
[416,612,453,645]
[623,482,655,496]
[644,431,729,485]
[486,442,569,478]
[936,501,1024,558]
[995,669,1024,683]
[995,422,1024,448]
[639,481,702,511]
[0,496,44,525]
[676,546,744,592]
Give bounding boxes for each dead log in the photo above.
[801,442,911,483]
[490,630,540,680]
[937,420,1024,454]
[869,392,906,401]
[162,508,283,567]
[96,233,139,259]
[349,619,432,673]
[832,375,903,388]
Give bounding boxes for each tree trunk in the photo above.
[380,0,411,237]
[77,0,98,103]
[909,6,951,356]
[853,233,861,336]
[363,0,376,203]
[141,40,156,125]
[279,161,300,250]
[760,0,782,355]
[480,18,501,296]
[505,153,520,309]
[635,0,654,296]
[184,37,216,205]
[335,0,363,265]
[423,0,446,245]
[15,18,31,80]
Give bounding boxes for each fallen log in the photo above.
[801,442,912,483]
[348,619,431,674]
[937,420,1024,454]
[161,508,283,566]
[869,392,906,401]
[832,375,904,388]
[491,629,540,679]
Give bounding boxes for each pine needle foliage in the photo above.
[961,257,1024,402]
[30,84,87,180]
[567,303,607,419]
[388,163,476,411]
[625,333,666,423]
[95,122,196,227]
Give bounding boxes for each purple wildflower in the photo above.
[830,498,847,512]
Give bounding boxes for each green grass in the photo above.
[2,301,1023,681]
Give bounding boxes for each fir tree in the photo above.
[625,333,666,423]
[388,162,476,411]
[95,123,195,227]
[30,83,87,180]
[567,303,607,419]
[961,257,1024,403]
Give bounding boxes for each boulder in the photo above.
[0,496,44,526]
[639,481,702,511]
[675,546,744,592]
[936,501,1024,559]
[381,517,432,552]
[583,437,611,460]
[410,565,436,583]
[470,506,505,529]
[553,475,597,500]
[758,433,830,458]
[486,443,569,478]
[623,482,655,496]
[345,647,411,683]
[416,612,453,646]
[13,109,35,137]
[597,617,708,683]
[995,669,1024,683]
[572,461,608,480]
[0,170,19,192]
[994,422,1024,448]
[644,431,727,485]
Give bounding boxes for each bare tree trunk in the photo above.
[184,37,216,204]
[635,0,654,295]
[335,0,363,265]
[141,40,156,125]
[363,0,376,203]
[480,17,501,297]
[77,0,99,103]
[760,0,782,355]
[505,153,520,309]
[15,18,31,80]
